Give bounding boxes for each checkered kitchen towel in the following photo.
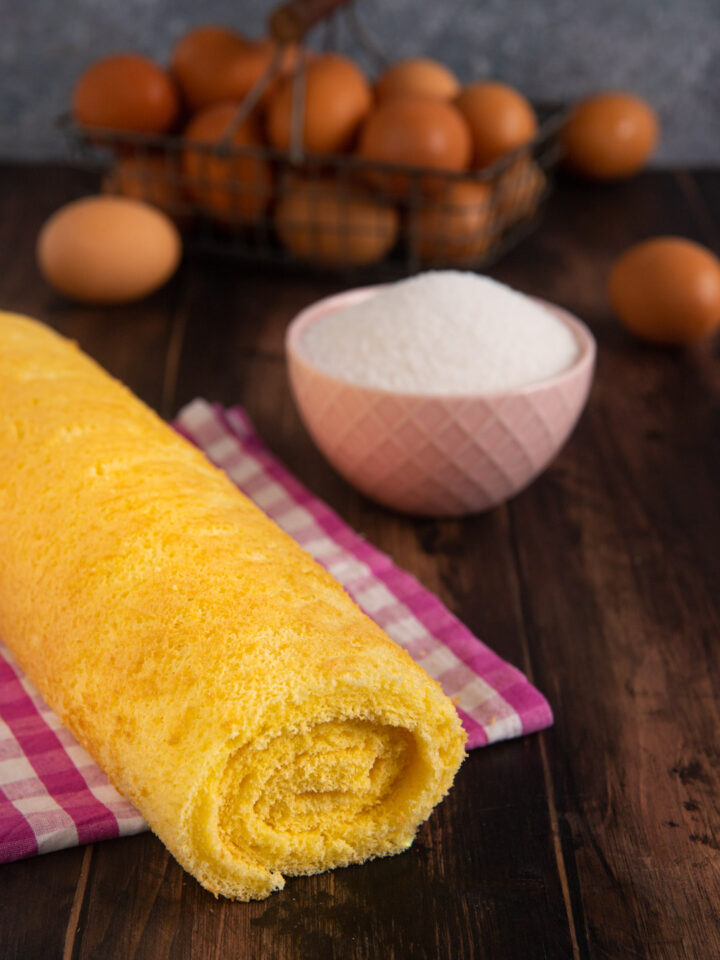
[0,399,552,864]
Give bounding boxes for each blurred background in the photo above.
[1,0,719,164]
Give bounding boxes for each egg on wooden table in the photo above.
[37,196,182,304]
[72,54,180,134]
[561,92,659,180]
[609,237,720,344]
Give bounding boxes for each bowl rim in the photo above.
[286,282,596,402]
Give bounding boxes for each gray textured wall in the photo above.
[2,0,719,164]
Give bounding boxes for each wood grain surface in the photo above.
[0,163,718,960]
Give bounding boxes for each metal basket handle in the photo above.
[268,0,353,43]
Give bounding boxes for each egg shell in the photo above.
[493,154,546,226]
[375,58,460,103]
[72,54,179,134]
[455,82,538,169]
[275,177,398,266]
[609,236,720,344]
[561,92,659,180]
[357,97,471,198]
[37,196,182,304]
[182,103,273,225]
[171,27,248,111]
[411,180,494,265]
[266,54,372,154]
[102,154,184,216]
[171,27,296,112]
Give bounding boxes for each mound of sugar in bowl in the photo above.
[301,271,579,394]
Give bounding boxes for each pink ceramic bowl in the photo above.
[286,285,596,517]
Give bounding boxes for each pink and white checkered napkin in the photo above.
[0,398,552,864]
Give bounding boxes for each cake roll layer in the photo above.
[0,311,465,900]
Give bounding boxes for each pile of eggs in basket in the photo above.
[71,27,551,268]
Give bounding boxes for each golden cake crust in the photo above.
[0,311,466,900]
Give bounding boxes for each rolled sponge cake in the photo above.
[0,311,466,900]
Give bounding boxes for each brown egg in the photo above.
[37,196,181,304]
[455,82,538,168]
[411,179,494,265]
[72,54,179,134]
[182,103,272,225]
[172,28,299,112]
[375,58,460,103]
[102,154,183,216]
[171,26,246,110]
[609,237,720,344]
[493,154,546,227]
[561,92,659,180]
[275,178,398,266]
[266,54,372,154]
[357,97,471,197]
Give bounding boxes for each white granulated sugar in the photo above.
[301,271,579,395]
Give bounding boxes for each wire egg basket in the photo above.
[61,0,564,275]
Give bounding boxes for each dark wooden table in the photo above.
[1,162,718,960]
